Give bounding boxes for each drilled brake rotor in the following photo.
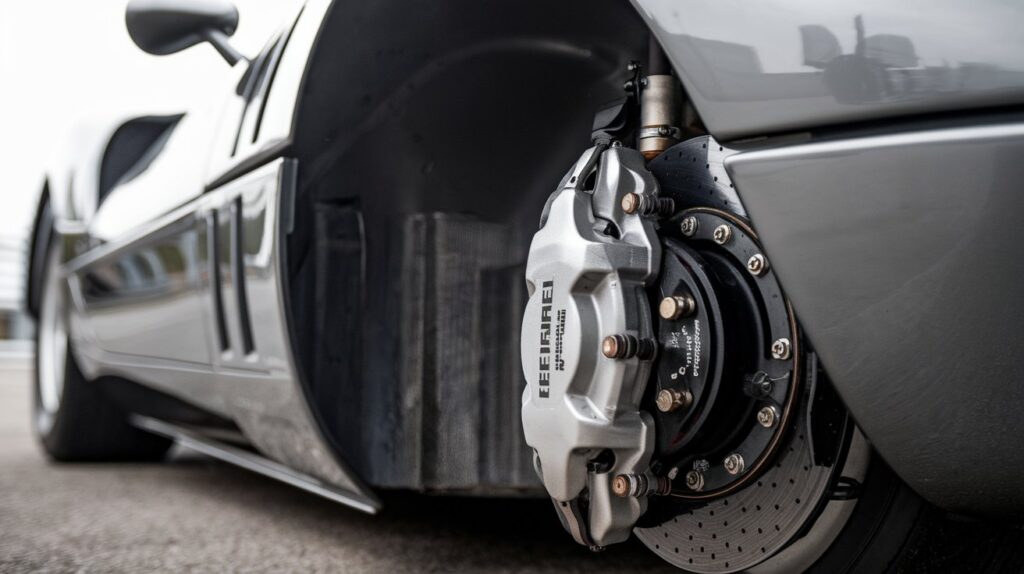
[633,137,865,572]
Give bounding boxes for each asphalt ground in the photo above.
[0,358,676,573]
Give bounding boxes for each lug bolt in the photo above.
[656,388,693,413]
[723,453,745,475]
[667,467,680,480]
[747,253,768,276]
[757,406,778,428]
[658,294,696,320]
[685,470,704,491]
[602,334,656,360]
[712,224,733,245]
[771,338,792,360]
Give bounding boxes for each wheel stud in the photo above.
[658,294,696,320]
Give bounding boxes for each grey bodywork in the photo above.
[26,0,1024,519]
[727,120,1024,517]
[633,0,1024,140]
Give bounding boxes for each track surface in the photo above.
[0,359,675,573]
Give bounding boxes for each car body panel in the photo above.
[633,0,1024,140]
[68,158,380,512]
[727,118,1024,518]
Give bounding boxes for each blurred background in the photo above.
[0,0,300,354]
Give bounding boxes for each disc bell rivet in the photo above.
[713,224,733,245]
[757,406,778,428]
[771,338,792,360]
[658,294,696,320]
[685,470,704,491]
[747,253,768,276]
[656,388,693,413]
[723,453,745,475]
[680,216,698,237]
[621,193,641,214]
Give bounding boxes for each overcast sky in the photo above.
[0,0,301,241]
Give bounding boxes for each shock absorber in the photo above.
[639,37,682,160]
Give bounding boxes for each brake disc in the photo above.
[521,136,867,567]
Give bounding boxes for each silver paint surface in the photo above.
[69,160,378,509]
[633,0,1024,139]
[727,121,1024,516]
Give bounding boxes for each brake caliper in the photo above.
[521,145,664,547]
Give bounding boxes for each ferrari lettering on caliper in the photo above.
[538,280,554,399]
[520,145,663,547]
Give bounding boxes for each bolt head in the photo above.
[757,406,778,428]
[684,470,704,491]
[723,453,745,475]
[602,336,620,358]
[680,216,698,237]
[621,192,641,214]
[611,474,630,497]
[712,224,733,245]
[747,253,768,276]
[667,467,680,480]
[658,294,695,320]
[771,338,792,360]
[655,388,693,413]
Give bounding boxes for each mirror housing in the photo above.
[126,0,243,65]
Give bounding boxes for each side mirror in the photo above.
[126,0,244,65]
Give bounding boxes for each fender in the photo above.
[632,0,1024,140]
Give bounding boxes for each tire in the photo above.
[810,458,1024,574]
[33,222,171,462]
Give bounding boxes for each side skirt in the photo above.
[131,415,380,514]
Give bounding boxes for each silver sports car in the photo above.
[26,0,1024,571]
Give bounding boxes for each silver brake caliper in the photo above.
[521,145,663,547]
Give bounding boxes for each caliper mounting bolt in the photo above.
[680,216,698,237]
[747,253,768,276]
[658,294,696,320]
[612,472,671,498]
[602,334,656,360]
[712,224,733,245]
[771,338,792,360]
[757,406,779,428]
[656,388,693,413]
[723,453,745,475]
[684,470,705,491]
[620,192,675,218]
